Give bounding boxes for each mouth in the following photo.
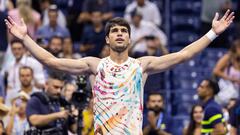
[115,38,124,42]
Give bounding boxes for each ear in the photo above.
[105,36,110,44]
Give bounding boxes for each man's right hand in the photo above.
[5,16,27,40]
[57,110,69,119]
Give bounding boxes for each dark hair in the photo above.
[19,66,33,75]
[10,38,24,47]
[48,71,66,81]
[205,79,220,95]
[130,8,142,18]
[186,104,203,135]
[49,35,63,44]
[105,17,131,37]
[147,91,164,102]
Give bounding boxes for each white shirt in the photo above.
[124,0,161,26]
[7,55,45,91]
[130,21,167,53]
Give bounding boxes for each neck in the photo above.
[18,113,26,119]
[203,96,212,103]
[50,23,57,28]
[94,23,103,32]
[21,85,33,94]
[109,50,129,64]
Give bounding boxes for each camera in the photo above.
[70,75,91,110]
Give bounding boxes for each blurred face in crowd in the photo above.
[193,105,203,124]
[46,78,64,99]
[197,80,211,100]
[11,42,25,61]
[132,14,142,27]
[48,10,58,26]
[91,11,103,25]
[106,25,130,53]
[137,0,145,7]
[63,37,73,55]
[48,37,63,56]
[19,68,33,88]
[18,99,27,116]
[63,84,77,101]
[147,94,164,114]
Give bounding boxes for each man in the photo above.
[5,66,40,106]
[36,4,70,44]
[62,83,77,102]
[3,39,45,91]
[5,10,234,134]
[229,99,240,135]
[197,79,227,134]
[25,73,77,134]
[143,92,172,135]
[80,10,106,57]
[125,0,162,26]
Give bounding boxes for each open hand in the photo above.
[212,9,235,35]
[5,16,27,40]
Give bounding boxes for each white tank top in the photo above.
[93,57,143,135]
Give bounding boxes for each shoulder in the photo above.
[125,2,137,12]
[146,1,158,8]
[82,57,101,74]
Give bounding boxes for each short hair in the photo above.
[10,38,24,47]
[105,17,131,37]
[19,66,33,75]
[49,35,63,44]
[48,71,66,81]
[48,4,58,12]
[147,91,164,102]
[205,79,220,95]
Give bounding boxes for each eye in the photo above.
[121,29,128,33]
[111,28,118,33]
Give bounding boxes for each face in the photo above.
[11,42,25,61]
[48,10,58,26]
[132,15,142,26]
[193,106,203,124]
[137,0,145,6]
[147,94,164,114]
[46,78,64,99]
[64,84,77,101]
[106,25,130,53]
[197,80,210,100]
[63,38,72,54]
[18,100,27,115]
[91,11,103,25]
[49,37,63,56]
[19,68,33,87]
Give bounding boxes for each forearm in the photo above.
[29,113,59,126]
[22,35,56,66]
[180,34,212,60]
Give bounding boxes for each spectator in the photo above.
[183,105,203,135]
[129,9,167,54]
[62,83,77,102]
[213,39,240,105]
[61,37,82,59]
[143,92,172,135]
[80,11,105,57]
[78,0,113,23]
[26,73,78,134]
[197,79,227,134]
[82,97,94,135]
[3,39,45,92]
[8,0,41,40]
[47,35,63,57]
[36,4,70,44]
[6,92,30,135]
[229,99,240,135]
[124,0,161,26]
[201,0,232,48]
[5,66,40,106]
[42,2,67,28]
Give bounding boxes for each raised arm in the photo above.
[5,16,99,74]
[139,10,234,75]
